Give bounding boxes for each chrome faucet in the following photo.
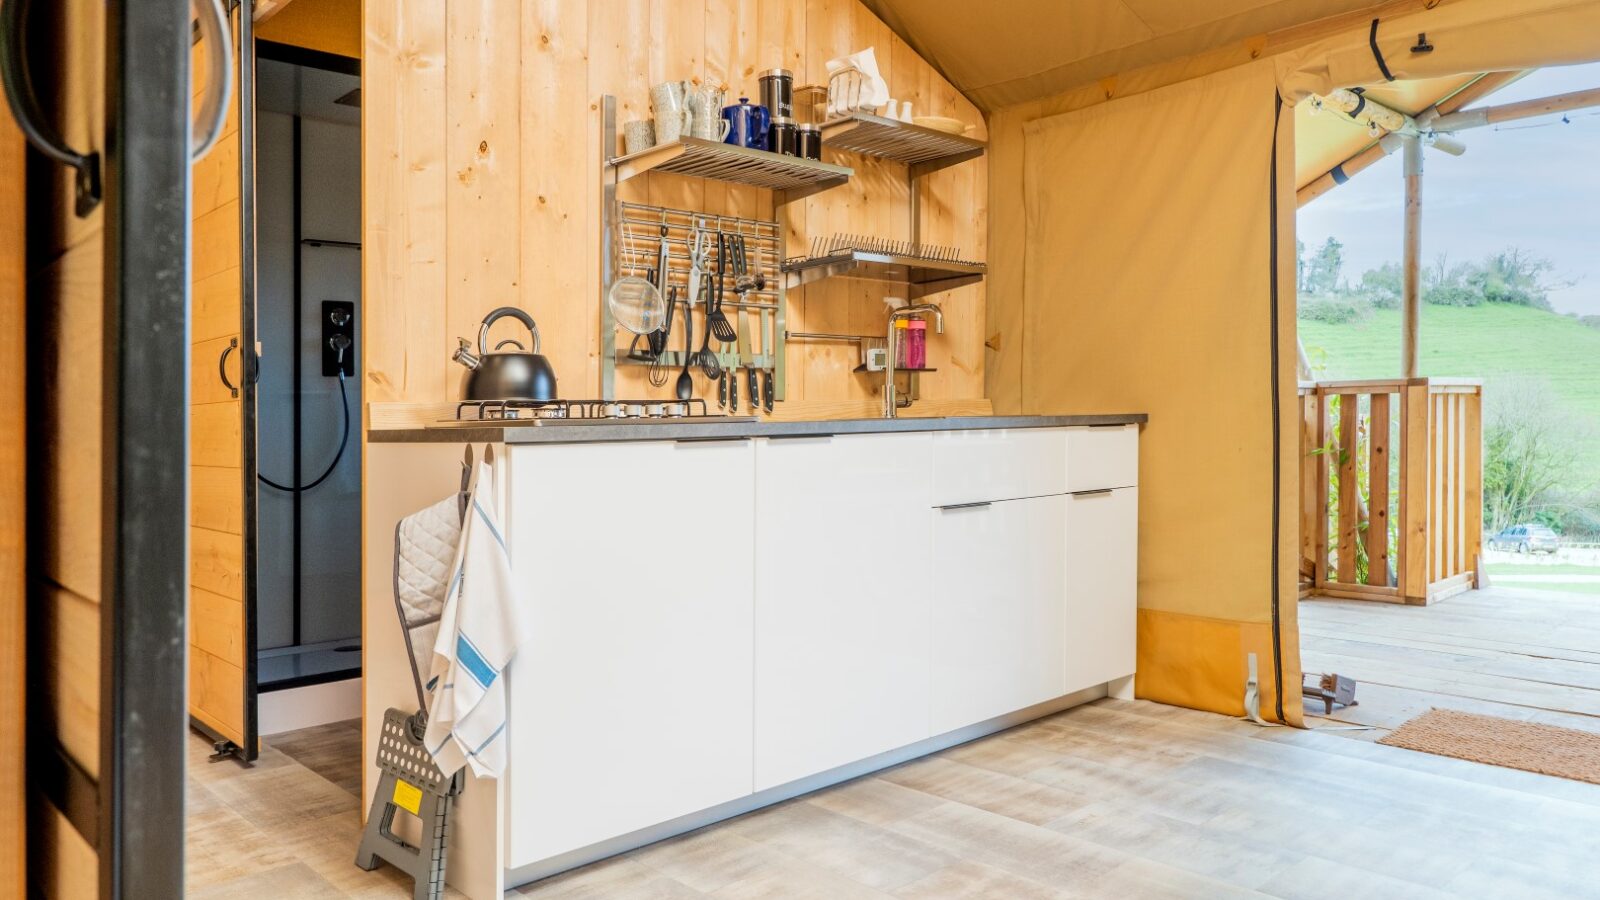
[884,303,944,418]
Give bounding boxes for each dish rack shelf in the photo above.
[820,113,985,175]
[783,236,985,300]
[604,96,851,197]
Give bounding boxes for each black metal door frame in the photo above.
[100,0,191,895]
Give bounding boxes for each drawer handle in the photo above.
[937,500,993,511]
[1070,488,1113,497]
[674,436,750,444]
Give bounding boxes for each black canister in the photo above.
[768,116,797,156]
[759,68,794,120]
[796,123,822,160]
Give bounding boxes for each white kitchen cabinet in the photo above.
[1062,486,1139,692]
[930,494,1067,734]
[503,439,756,865]
[752,433,933,790]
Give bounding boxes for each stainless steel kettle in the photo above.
[453,307,559,401]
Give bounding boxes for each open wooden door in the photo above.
[188,3,258,761]
[7,0,192,894]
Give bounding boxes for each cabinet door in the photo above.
[505,439,755,865]
[753,434,932,791]
[931,496,1067,734]
[1063,487,1139,691]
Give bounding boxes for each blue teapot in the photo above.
[722,97,770,150]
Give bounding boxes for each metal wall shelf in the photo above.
[820,114,985,176]
[783,250,985,300]
[854,364,936,374]
[608,136,853,197]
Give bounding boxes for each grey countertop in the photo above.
[369,413,1147,445]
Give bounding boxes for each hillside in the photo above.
[1298,303,1600,470]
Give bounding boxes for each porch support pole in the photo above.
[1401,135,1423,379]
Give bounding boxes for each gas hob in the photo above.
[438,398,759,426]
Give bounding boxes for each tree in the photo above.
[1423,254,1481,306]
[1482,377,1586,532]
[1358,262,1403,309]
[1303,237,1344,295]
[1473,247,1556,309]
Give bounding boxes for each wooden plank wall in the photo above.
[363,0,987,409]
[27,0,107,891]
[189,19,249,748]
[1,80,26,900]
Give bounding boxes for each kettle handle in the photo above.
[478,306,540,355]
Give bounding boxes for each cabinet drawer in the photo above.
[1065,425,1138,492]
[932,428,1066,507]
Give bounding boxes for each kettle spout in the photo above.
[452,337,481,370]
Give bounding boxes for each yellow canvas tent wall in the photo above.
[860,0,1600,724]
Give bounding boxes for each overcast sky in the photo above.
[1298,62,1600,316]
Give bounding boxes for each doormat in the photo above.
[1379,708,1600,785]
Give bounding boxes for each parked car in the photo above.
[1491,523,1560,554]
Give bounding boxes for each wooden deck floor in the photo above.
[1299,586,1600,739]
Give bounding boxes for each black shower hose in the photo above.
[259,360,351,493]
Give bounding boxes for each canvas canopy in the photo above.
[961,0,1600,724]
[861,0,1385,111]
[1276,0,1600,100]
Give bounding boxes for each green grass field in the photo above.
[1485,563,1600,576]
[1298,303,1600,469]
[1484,561,1600,597]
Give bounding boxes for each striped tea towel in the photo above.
[423,458,524,778]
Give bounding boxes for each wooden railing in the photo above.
[1298,378,1483,605]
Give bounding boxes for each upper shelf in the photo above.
[819,114,985,175]
[608,137,853,197]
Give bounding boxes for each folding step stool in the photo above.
[355,709,462,900]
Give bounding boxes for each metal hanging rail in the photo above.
[601,198,787,398]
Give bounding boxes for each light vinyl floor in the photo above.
[188,696,1600,898]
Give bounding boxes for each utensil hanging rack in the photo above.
[603,200,787,398]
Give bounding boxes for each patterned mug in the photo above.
[688,87,730,141]
[650,80,692,144]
